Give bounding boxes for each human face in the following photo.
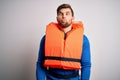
[57,8,74,28]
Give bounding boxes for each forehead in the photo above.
[59,8,71,13]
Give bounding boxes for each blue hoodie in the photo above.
[36,35,91,80]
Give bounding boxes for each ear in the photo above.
[56,17,58,21]
[72,16,75,21]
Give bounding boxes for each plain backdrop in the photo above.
[0,0,120,80]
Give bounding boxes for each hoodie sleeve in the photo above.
[36,36,46,80]
[80,35,91,80]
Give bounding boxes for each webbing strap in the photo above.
[45,56,80,62]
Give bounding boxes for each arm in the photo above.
[36,36,46,80]
[80,35,91,80]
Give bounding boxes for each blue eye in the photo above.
[58,12,63,16]
[66,12,70,15]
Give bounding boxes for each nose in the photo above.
[62,14,66,18]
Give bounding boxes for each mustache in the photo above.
[58,22,72,28]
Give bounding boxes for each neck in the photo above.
[60,25,72,33]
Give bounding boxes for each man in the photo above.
[36,4,91,80]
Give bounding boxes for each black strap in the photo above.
[45,56,80,62]
[47,70,79,79]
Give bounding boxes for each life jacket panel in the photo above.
[44,21,84,70]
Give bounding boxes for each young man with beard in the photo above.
[36,4,91,80]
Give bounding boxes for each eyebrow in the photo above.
[58,11,71,14]
[66,11,70,14]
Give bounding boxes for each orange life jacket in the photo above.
[44,21,84,70]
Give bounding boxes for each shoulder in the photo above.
[41,35,45,42]
[83,35,90,47]
[39,35,45,46]
[83,35,89,42]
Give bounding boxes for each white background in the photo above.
[0,0,120,80]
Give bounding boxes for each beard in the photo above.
[58,20,72,28]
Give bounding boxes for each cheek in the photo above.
[67,16,73,20]
[56,17,60,21]
[67,17,73,22]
